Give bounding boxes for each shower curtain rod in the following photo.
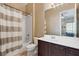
[3,3,31,15]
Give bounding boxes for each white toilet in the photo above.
[23,37,38,56]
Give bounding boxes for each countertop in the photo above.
[38,35,79,49]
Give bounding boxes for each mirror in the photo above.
[60,9,76,37]
[45,3,79,37]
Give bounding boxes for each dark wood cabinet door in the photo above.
[50,43,66,56]
[38,40,79,56]
[49,43,55,56]
[66,47,79,56]
[38,40,50,56]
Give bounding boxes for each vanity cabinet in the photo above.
[50,43,65,56]
[38,40,79,56]
[38,40,50,56]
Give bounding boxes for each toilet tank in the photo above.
[33,37,38,45]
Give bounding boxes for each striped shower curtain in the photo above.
[0,4,23,56]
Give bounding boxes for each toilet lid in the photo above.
[26,44,37,49]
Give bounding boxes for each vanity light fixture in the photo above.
[51,3,63,8]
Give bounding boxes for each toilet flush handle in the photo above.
[27,34,30,37]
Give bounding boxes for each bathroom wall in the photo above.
[6,3,27,12]
[25,3,53,38]
[25,3,33,14]
[22,15,32,46]
[32,3,53,37]
[25,3,35,39]
[45,3,75,35]
[34,3,46,37]
[25,3,50,38]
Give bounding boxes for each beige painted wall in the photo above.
[6,3,27,12]
[34,3,45,37]
[45,3,75,35]
[25,3,51,38]
[25,3,33,14]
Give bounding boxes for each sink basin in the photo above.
[51,36,55,39]
[44,35,56,40]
